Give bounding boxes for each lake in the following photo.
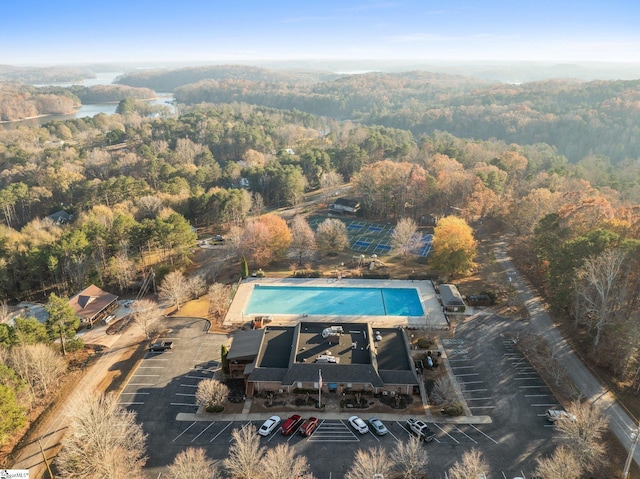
[1,72,176,129]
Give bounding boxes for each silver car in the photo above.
[368,417,388,435]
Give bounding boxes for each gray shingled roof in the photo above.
[281,363,384,387]
[378,369,419,386]
[248,367,288,382]
[227,330,264,361]
[439,284,465,306]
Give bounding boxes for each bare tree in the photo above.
[107,252,136,293]
[390,217,419,265]
[136,195,163,219]
[9,343,66,398]
[288,215,317,266]
[0,300,10,324]
[196,378,230,411]
[574,248,628,348]
[167,447,217,479]
[132,298,163,340]
[319,170,344,203]
[56,392,147,478]
[448,448,489,479]
[261,443,314,479]
[391,435,429,479]
[555,401,608,471]
[345,447,392,479]
[430,375,463,406]
[188,273,208,299]
[208,283,231,321]
[250,192,265,217]
[158,270,191,312]
[315,218,349,255]
[223,424,265,479]
[535,445,583,479]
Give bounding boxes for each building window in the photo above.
[297,382,302,389]
[347,383,352,388]
[314,382,319,389]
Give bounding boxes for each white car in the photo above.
[348,415,369,434]
[258,415,281,436]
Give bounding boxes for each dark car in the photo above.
[280,414,302,435]
[148,341,173,351]
[299,417,319,436]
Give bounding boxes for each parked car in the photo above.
[280,414,303,435]
[368,417,388,435]
[546,408,576,423]
[299,417,319,436]
[258,416,281,436]
[148,341,173,351]
[406,417,436,442]
[348,416,369,434]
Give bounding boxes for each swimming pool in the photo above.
[244,285,424,316]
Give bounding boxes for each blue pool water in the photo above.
[245,285,424,316]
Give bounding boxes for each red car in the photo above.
[299,417,318,436]
[280,414,302,435]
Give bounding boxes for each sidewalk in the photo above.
[176,410,493,425]
[493,239,640,469]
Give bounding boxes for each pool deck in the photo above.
[223,278,449,330]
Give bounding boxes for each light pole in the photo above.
[622,421,640,479]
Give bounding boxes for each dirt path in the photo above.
[10,327,146,477]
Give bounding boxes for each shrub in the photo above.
[442,403,464,416]
[417,337,433,349]
[206,405,224,413]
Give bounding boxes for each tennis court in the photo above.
[308,216,432,258]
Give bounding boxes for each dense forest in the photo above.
[117,65,640,165]
[0,64,639,388]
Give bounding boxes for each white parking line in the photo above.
[452,425,477,444]
[515,378,545,381]
[172,422,197,442]
[465,397,492,401]
[175,393,196,397]
[464,389,488,393]
[185,375,208,379]
[456,373,480,377]
[459,380,484,385]
[432,423,459,444]
[119,401,144,405]
[469,405,496,409]
[451,365,476,369]
[171,403,197,407]
[191,422,216,442]
[468,424,499,444]
[180,384,199,388]
[525,394,552,397]
[531,403,560,407]
[210,422,232,442]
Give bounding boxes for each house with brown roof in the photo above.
[68,284,118,326]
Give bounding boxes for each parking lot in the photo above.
[123,315,559,478]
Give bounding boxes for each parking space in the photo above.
[442,338,496,413]
[502,337,560,424]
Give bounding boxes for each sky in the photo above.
[3,0,640,66]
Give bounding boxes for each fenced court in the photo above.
[307,215,432,258]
